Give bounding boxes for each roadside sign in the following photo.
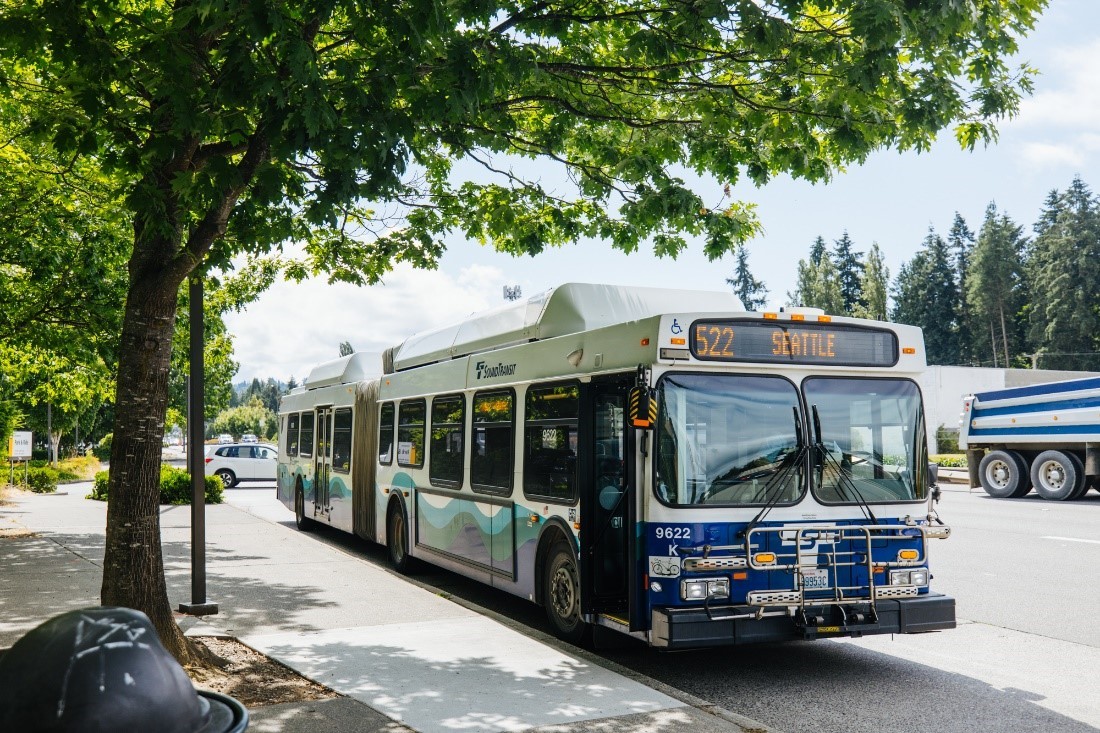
[8,431,32,460]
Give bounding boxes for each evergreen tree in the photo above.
[339,341,355,357]
[1027,177,1100,370]
[809,236,828,266]
[788,248,844,314]
[852,243,889,321]
[833,231,864,314]
[726,246,769,310]
[947,213,976,362]
[966,204,1028,367]
[891,229,961,364]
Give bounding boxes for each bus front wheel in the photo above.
[544,542,588,645]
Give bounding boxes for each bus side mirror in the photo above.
[628,386,657,430]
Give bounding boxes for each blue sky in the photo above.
[226,0,1100,383]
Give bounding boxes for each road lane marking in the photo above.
[1042,535,1100,545]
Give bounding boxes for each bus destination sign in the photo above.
[690,319,899,367]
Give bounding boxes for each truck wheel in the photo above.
[1031,450,1084,501]
[1067,453,1090,499]
[978,450,1030,498]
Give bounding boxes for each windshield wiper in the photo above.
[811,404,877,525]
[743,407,806,539]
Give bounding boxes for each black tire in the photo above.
[387,502,412,574]
[1067,453,1090,500]
[1031,450,1084,501]
[978,450,1030,498]
[543,542,588,645]
[294,484,314,532]
[215,469,237,489]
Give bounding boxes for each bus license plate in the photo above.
[803,568,830,590]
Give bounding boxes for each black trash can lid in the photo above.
[0,607,247,733]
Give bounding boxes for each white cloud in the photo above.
[1018,141,1084,169]
[1017,39,1100,128]
[223,264,504,382]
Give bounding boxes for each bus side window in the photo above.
[379,402,395,465]
[429,394,465,488]
[332,407,352,474]
[471,390,514,495]
[523,383,579,503]
[397,400,426,468]
[299,412,315,458]
[287,413,300,457]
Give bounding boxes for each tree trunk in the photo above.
[998,305,1010,367]
[989,320,998,368]
[101,259,201,666]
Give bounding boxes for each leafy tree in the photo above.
[0,0,1046,663]
[210,398,277,441]
[852,243,889,321]
[966,203,1028,367]
[168,287,239,422]
[892,229,961,364]
[788,248,844,314]
[726,247,768,310]
[1026,177,1100,370]
[832,231,863,314]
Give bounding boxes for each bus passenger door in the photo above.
[580,378,635,625]
[314,407,333,521]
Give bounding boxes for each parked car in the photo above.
[241,433,259,443]
[217,433,234,444]
[204,443,278,488]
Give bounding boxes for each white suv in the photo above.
[204,443,278,488]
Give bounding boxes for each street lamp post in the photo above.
[179,273,218,617]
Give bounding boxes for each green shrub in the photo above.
[931,454,967,468]
[93,433,113,461]
[86,466,223,505]
[23,466,59,493]
[88,470,110,501]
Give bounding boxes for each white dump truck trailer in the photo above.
[959,376,1100,500]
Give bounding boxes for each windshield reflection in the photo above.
[655,374,803,506]
[804,377,927,503]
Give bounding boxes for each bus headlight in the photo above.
[889,569,929,587]
[680,578,730,601]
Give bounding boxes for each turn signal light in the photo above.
[898,549,919,561]
[754,552,777,565]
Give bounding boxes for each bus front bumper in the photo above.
[650,593,955,649]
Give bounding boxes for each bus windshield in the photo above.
[803,377,928,504]
[655,373,804,507]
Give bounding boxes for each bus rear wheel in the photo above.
[387,502,412,574]
[294,484,314,532]
[544,542,588,645]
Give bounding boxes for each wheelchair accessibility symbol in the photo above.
[670,319,682,335]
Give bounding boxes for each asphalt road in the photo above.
[229,482,1100,733]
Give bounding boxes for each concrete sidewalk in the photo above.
[0,484,770,733]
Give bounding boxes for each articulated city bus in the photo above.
[277,283,954,648]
